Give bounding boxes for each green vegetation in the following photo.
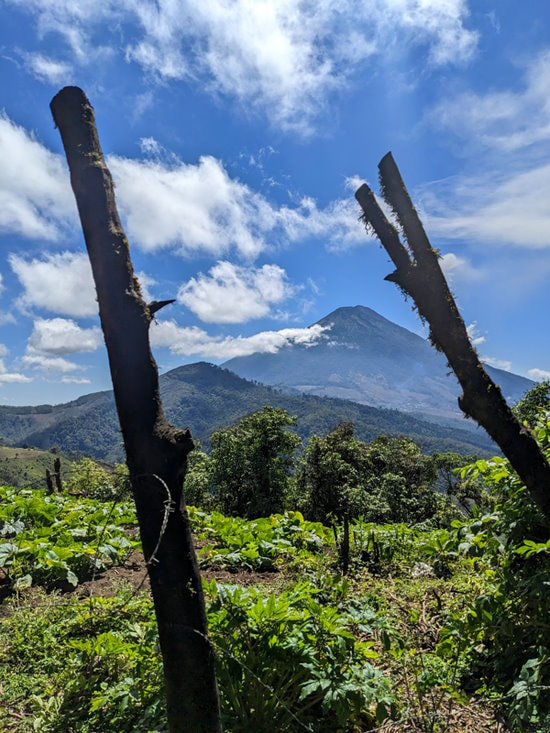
[209,406,301,517]
[0,486,138,590]
[2,398,550,731]
[0,362,495,462]
[0,446,73,488]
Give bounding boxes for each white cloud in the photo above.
[527,368,550,382]
[22,353,80,373]
[109,154,269,257]
[125,0,477,133]
[150,319,328,360]
[60,376,91,384]
[178,261,294,323]
[0,114,363,257]
[11,0,477,133]
[431,49,550,152]
[0,114,76,240]
[481,356,512,372]
[28,318,102,355]
[0,372,33,384]
[440,252,481,280]
[24,52,73,83]
[109,154,364,256]
[0,352,32,384]
[420,164,550,249]
[10,251,97,317]
[466,322,485,346]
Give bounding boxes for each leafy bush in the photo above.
[438,421,550,731]
[68,458,130,501]
[209,406,301,518]
[1,580,395,733]
[206,578,394,732]
[189,507,332,571]
[0,589,165,733]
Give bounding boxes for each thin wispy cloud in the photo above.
[24,52,73,84]
[431,49,550,153]
[421,164,550,249]
[9,0,478,133]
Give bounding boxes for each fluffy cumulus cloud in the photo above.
[10,251,97,317]
[0,115,76,240]
[0,112,365,256]
[177,261,294,323]
[108,153,364,255]
[27,318,102,355]
[109,154,270,257]
[150,320,328,360]
[10,0,477,132]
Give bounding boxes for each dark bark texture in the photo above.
[355,152,550,522]
[50,86,221,733]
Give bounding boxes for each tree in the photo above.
[513,380,550,427]
[355,153,550,523]
[296,423,368,523]
[50,87,221,733]
[184,443,212,507]
[363,436,438,523]
[210,406,300,518]
[298,427,440,525]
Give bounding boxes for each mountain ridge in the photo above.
[223,305,533,421]
[0,361,495,463]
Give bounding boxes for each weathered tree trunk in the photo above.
[355,152,550,522]
[50,86,221,733]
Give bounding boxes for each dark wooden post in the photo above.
[355,153,550,522]
[50,86,221,733]
[53,457,62,493]
[45,468,54,495]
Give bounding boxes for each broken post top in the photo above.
[51,87,103,161]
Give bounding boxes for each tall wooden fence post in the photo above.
[355,153,550,522]
[50,86,221,733]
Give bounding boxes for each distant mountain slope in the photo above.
[0,362,494,462]
[0,446,74,488]
[223,305,533,421]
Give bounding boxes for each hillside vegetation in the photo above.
[2,401,550,731]
[0,362,495,462]
[0,446,74,488]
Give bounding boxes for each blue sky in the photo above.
[1,0,549,405]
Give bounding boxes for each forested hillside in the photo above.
[0,362,494,462]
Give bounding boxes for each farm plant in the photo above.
[0,486,138,590]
